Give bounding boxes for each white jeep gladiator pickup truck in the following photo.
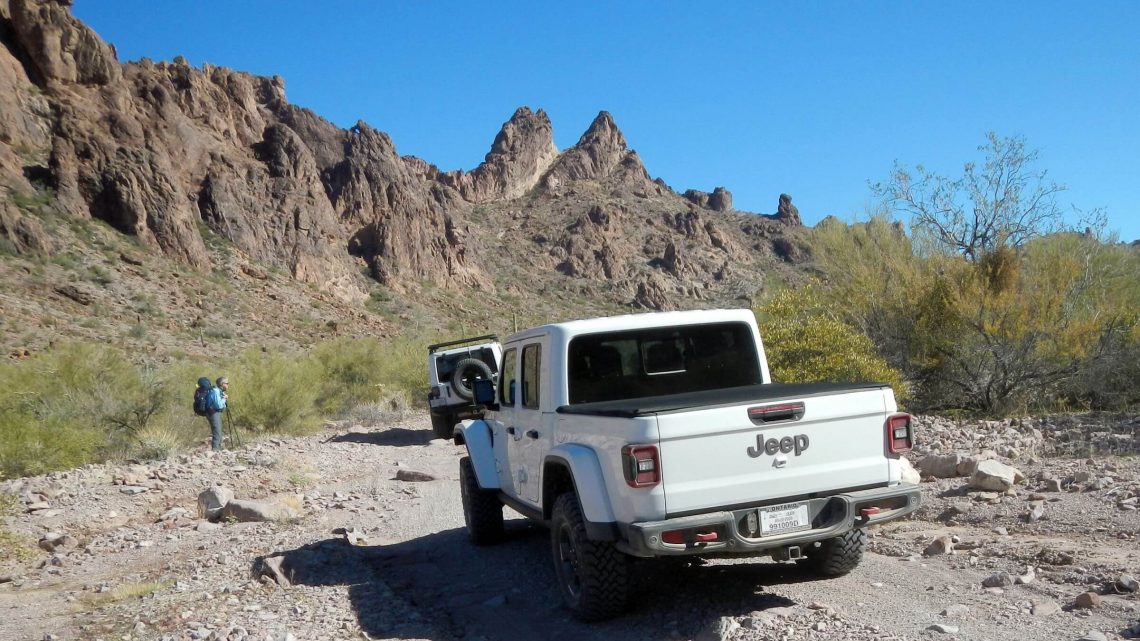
[454,309,921,621]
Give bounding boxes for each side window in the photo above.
[521,344,541,409]
[500,348,517,406]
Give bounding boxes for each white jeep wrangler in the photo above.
[426,335,501,439]
[454,309,921,621]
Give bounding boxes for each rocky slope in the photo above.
[0,0,810,357]
[0,412,1136,641]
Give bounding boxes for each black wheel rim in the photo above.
[556,522,581,602]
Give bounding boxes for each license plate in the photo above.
[759,501,811,535]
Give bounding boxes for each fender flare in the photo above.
[457,419,499,490]
[545,443,615,525]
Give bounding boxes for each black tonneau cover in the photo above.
[555,382,889,418]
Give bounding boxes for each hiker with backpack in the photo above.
[193,376,229,451]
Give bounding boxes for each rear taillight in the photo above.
[886,413,913,454]
[621,444,660,488]
[428,386,441,400]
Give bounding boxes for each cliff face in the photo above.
[0,0,486,300]
[0,0,806,313]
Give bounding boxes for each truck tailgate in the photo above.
[656,387,891,515]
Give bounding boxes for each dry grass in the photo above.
[0,492,36,563]
[75,579,172,611]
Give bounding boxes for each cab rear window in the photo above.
[567,322,760,404]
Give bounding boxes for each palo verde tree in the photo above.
[874,133,1065,262]
[846,133,1136,414]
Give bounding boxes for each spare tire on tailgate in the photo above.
[451,358,493,400]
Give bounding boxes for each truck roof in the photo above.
[503,308,757,345]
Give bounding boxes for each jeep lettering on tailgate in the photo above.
[747,433,810,458]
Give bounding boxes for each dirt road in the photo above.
[1,415,1137,641]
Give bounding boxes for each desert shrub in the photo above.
[303,334,428,417]
[224,348,320,435]
[349,391,412,427]
[0,343,150,476]
[310,338,388,415]
[0,331,436,476]
[366,334,429,404]
[132,424,183,461]
[755,284,909,403]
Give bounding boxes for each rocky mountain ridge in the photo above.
[0,0,808,356]
[0,1,802,307]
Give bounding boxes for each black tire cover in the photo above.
[451,357,493,400]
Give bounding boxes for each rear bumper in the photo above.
[617,483,921,558]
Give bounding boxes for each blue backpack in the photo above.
[193,378,212,416]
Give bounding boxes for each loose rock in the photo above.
[1074,592,1102,609]
[221,499,298,523]
[969,460,1024,492]
[982,572,1013,588]
[394,470,436,482]
[923,536,954,556]
[197,486,234,521]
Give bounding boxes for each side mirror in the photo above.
[473,379,498,409]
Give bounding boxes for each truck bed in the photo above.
[555,382,890,417]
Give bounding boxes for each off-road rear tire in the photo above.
[799,528,866,576]
[550,493,632,621]
[459,456,503,545]
[451,358,493,400]
[430,412,454,440]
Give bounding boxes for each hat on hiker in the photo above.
[197,377,211,388]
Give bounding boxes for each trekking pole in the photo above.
[225,405,243,449]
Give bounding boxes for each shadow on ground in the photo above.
[254,523,816,641]
[327,427,434,447]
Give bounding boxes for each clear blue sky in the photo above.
[74,1,1139,242]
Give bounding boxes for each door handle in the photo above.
[506,426,517,436]
[525,429,539,440]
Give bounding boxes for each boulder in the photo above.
[258,555,291,587]
[969,460,1023,492]
[899,457,921,485]
[1073,592,1101,609]
[221,499,298,523]
[982,572,1013,588]
[1030,600,1061,616]
[197,486,234,521]
[38,532,76,553]
[957,452,997,476]
[918,453,962,479]
[1115,574,1138,593]
[923,536,954,556]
